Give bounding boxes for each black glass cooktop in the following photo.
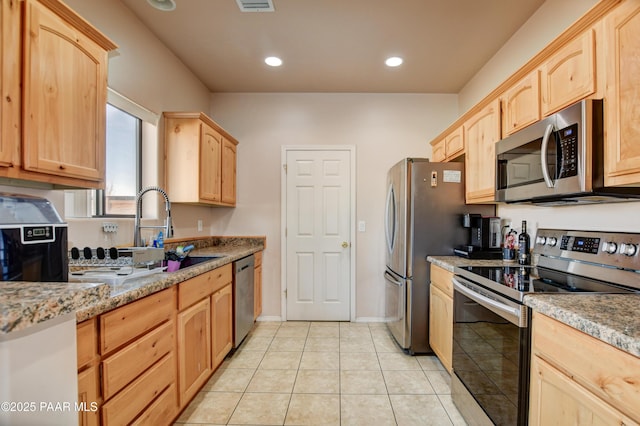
[456,265,635,301]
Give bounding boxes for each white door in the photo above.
[284,148,353,321]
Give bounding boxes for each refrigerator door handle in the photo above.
[384,271,403,286]
[385,183,396,255]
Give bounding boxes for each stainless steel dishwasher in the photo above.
[233,255,255,347]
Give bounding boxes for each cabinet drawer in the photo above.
[532,313,640,422]
[178,264,232,310]
[102,320,174,400]
[131,383,178,426]
[430,264,453,297]
[100,287,176,354]
[102,352,175,426]
[77,318,98,370]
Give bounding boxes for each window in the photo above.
[64,89,159,218]
[99,104,141,216]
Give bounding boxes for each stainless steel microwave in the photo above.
[495,99,640,205]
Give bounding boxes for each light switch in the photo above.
[358,221,366,232]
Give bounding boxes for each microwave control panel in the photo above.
[557,123,578,179]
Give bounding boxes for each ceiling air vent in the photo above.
[236,0,275,12]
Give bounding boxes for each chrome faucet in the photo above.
[133,186,174,247]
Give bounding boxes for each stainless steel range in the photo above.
[451,228,640,426]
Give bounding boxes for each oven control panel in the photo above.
[534,229,640,271]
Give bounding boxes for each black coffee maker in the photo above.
[454,213,502,259]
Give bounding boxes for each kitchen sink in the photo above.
[176,255,225,270]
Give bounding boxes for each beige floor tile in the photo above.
[373,336,402,353]
[285,394,340,425]
[276,326,310,338]
[304,337,339,352]
[202,368,255,392]
[310,321,340,327]
[176,391,242,424]
[224,350,265,369]
[339,352,380,370]
[425,369,452,394]
[259,351,302,369]
[239,335,273,352]
[308,326,340,338]
[437,394,468,425]
[280,321,311,328]
[390,394,454,426]
[269,336,307,351]
[339,339,376,353]
[246,369,297,393]
[293,369,339,394]
[228,392,291,425]
[417,355,446,371]
[300,351,339,370]
[382,370,435,395]
[340,327,372,339]
[340,370,387,394]
[341,394,396,426]
[378,352,422,370]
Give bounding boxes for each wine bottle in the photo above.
[518,220,530,265]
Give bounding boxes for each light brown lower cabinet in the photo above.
[529,312,640,425]
[428,264,454,373]
[254,251,263,320]
[212,283,233,369]
[177,298,212,407]
[77,318,99,426]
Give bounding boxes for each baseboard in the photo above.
[354,317,387,323]
[256,316,282,322]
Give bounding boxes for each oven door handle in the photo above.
[541,123,555,188]
[453,277,525,327]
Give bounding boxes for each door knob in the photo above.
[342,241,349,248]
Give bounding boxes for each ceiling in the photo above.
[121,0,545,93]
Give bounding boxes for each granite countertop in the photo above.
[1,236,265,335]
[427,255,640,358]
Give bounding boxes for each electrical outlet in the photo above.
[102,222,118,233]
[197,219,203,232]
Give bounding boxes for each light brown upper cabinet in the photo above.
[604,1,640,187]
[430,126,464,162]
[540,29,596,116]
[464,99,501,204]
[501,71,540,136]
[164,112,239,207]
[0,0,116,188]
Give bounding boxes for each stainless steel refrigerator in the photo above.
[384,158,494,354]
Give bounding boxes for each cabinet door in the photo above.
[529,356,637,426]
[254,265,262,320]
[212,283,233,369]
[444,126,464,160]
[221,138,237,205]
[22,0,108,182]
[429,284,452,373]
[502,71,540,136]
[540,29,596,116]
[199,123,222,202]
[77,366,99,426]
[178,298,212,407]
[431,138,446,162]
[0,0,20,168]
[464,99,500,203]
[604,1,640,187]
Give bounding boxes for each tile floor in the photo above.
[174,321,467,426]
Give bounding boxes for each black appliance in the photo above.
[451,228,640,426]
[0,193,68,282]
[453,213,502,259]
[495,99,640,205]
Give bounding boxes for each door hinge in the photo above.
[284,289,287,298]
[285,227,287,237]
[283,164,287,173]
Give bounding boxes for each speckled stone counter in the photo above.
[427,255,640,358]
[524,294,640,357]
[0,281,109,334]
[1,236,265,333]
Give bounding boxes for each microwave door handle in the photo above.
[541,123,555,188]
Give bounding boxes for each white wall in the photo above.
[208,93,458,319]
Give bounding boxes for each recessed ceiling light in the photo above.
[385,57,403,67]
[265,56,283,67]
[147,0,176,11]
